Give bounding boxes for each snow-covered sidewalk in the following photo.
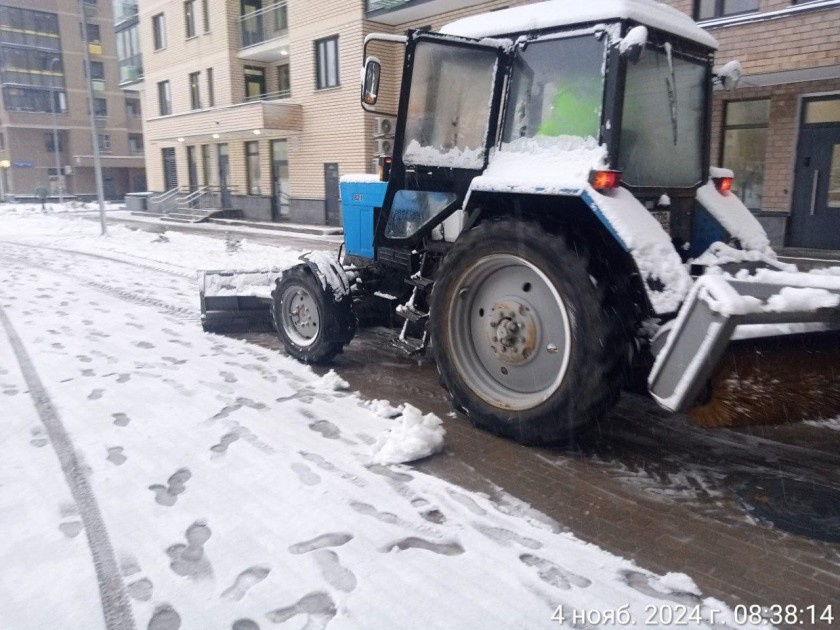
[0,207,769,629]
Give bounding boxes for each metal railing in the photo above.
[367,0,412,11]
[244,88,291,102]
[148,186,179,213]
[240,1,288,48]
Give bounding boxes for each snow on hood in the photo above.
[468,135,606,195]
[441,0,718,50]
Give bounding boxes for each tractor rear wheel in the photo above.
[271,264,355,363]
[429,220,627,444]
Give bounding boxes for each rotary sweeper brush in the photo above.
[199,0,840,443]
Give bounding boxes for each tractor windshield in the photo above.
[503,35,605,142]
[619,43,707,188]
[402,41,499,170]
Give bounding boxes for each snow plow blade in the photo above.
[648,272,840,426]
[198,269,276,332]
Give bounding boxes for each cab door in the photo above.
[376,33,508,247]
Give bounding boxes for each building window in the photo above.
[88,60,104,79]
[244,66,266,101]
[206,67,214,106]
[245,140,260,194]
[92,97,107,116]
[201,144,211,185]
[277,64,290,97]
[202,0,209,32]
[695,0,758,20]
[98,133,111,152]
[44,131,63,152]
[189,71,201,109]
[2,87,66,113]
[184,0,195,38]
[128,133,144,153]
[157,80,171,115]
[0,132,5,150]
[152,13,166,50]
[721,99,770,210]
[82,22,101,43]
[315,36,339,89]
[126,98,141,118]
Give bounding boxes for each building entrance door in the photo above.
[217,143,231,208]
[162,147,178,191]
[789,97,840,250]
[324,163,340,226]
[271,139,289,221]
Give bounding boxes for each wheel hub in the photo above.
[487,299,538,365]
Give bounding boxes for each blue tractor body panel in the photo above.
[340,180,387,259]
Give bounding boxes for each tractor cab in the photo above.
[362,2,718,252]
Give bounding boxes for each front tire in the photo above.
[430,220,627,444]
[271,264,354,363]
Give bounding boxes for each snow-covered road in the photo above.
[0,207,768,629]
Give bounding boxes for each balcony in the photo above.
[119,56,143,85]
[114,1,138,24]
[238,1,289,63]
[366,0,488,25]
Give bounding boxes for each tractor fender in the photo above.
[694,178,772,254]
[299,252,352,302]
[462,184,692,316]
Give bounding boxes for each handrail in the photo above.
[151,187,179,203]
[238,1,287,23]
[244,88,291,102]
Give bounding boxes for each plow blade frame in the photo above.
[199,270,274,332]
[648,275,840,413]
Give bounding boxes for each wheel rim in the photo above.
[280,285,321,347]
[447,254,572,411]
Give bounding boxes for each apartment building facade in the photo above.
[0,0,145,200]
[139,0,839,250]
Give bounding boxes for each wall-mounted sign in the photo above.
[13,161,32,168]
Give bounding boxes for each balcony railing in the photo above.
[114,1,138,22]
[240,1,288,49]
[244,88,291,102]
[367,0,412,10]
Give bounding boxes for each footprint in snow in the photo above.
[57,503,82,539]
[1,386,16,396]
[265,592,336,628]
[148,603,181,630]
[232,620,260,630]
[87,389,104,401]
[107,447,127,466]
[167,520,213,580]
[219,371,237,383]
[475,524,541,550]
[51,342,64,349]
[119,555,154,602]
[30,427,49,448]
[308,420,341,440]
[367,464,413,483]
[291,463,321,486]
[126,322,144,330]
[380,537,464,556]
[112,412,131,427]
[149,468,192,506]
[312,550,356,593]
[301,452,365,487]
[116,373,131,383]
[210,432,240,456]
[221,565,271,601]
[446,489,487,516]
[82,369,96,377]
[288,532,353,555]
[162,356,187,365]
[133,341,155,349]
[519,554,591,589]
[420,508,446,524]
[349,501,399,524]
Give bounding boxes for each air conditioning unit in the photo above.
[374,138,393,156]
[374,116,395,138]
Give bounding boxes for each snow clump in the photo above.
[318,369,350,391]
[369,404,445,465]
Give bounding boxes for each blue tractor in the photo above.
[201,0,840,444]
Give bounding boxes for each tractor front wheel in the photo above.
[272,264,355,363]
[429,220,626,444]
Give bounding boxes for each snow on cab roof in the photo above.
[440,0,719,50]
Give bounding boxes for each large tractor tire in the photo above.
[429,220,628,444]
[271,264,355,363]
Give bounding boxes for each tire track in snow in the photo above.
[0,306,136,630]
[0,239,194,279]
[0,249,198,322]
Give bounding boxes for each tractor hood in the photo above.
[441,0,719,50]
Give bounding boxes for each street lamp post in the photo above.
[78,0,107,235]
[49,57,64,205]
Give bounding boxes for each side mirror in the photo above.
[362,57,381,109]
[715,60,743,92]
[619,25,647,65]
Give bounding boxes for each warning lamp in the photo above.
[713,176,733,193]
[378,156,392,182]
[589,169,622,190]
